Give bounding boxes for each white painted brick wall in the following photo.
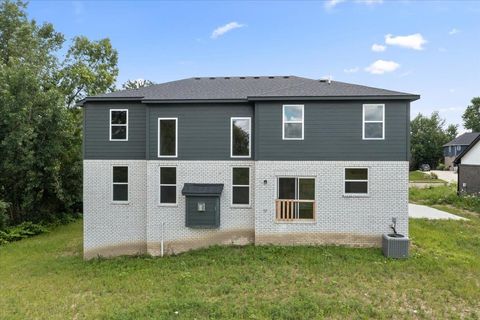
[254,161,409,243]
[84,160,408,257]
[146,161,255,255]
[83,160,147,256]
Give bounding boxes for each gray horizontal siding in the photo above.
[148,103,253,160]
[255,101,409,161]
[83,102,146,160]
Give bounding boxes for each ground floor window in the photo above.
[160,167,177,204]
[276,177,315,220]
[112,166,128,202]
[232,167,250,205]
[344,168,368,195]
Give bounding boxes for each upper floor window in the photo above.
[158,118,177,157]
[282,105,304,140]
[110,109,128,141]
[363,104,384,140]
[231,117,251,158]
[344,168,368,195]
[112,166,128,202]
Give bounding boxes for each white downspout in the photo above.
[161,221,165,257]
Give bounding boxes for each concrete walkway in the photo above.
[430,170,457,184]
[409,203,467,220]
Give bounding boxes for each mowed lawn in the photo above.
[1,216,480,319]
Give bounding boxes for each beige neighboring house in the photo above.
[443,132,480,170]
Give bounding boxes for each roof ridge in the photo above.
[252,77,317,96]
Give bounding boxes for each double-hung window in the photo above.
[112,166,128,202]
[110,109,128,141]
[282,105,304,140]
[232,167,250,206]
[344,168,369,195]
[231,117,251,158]
[276,177,315,220]
[159,167,177,204]
[158,118,177,157]
[363,104,384,140]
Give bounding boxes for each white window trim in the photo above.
[109,109,128,141]
[230,117,251,158]
[159,166,177,206]
[231,166,251,207]
[282,105,304,140]
[362,104,385,140]
[343,167,369,197]
[111,165,129,204]
[275,176,316,222]
[157,118,178,158]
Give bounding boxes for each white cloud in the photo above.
[365,60,400,74]
[211,22,245,39]
[72,1,85,16]
[344,67,359,73]
[356,0,383,5]
[398,70,413,78]
[324,0,345,9]
[448,28,460,35]
[371,43,386,52]
[385,33,427,50]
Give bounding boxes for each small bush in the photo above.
[430,172,439,180]
[0,221,49,245]
[437,163,446,171]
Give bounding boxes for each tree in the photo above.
[0,1,118,224]
[462,97,480,132]
[122,78,155,90]
[410,112,457,170]
[59,36,119,107]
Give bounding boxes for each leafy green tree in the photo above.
[0,1,118,224]
[59,36,119,107]
[410,112,457,170]
[462,97,480,132]
[122,79,155,90]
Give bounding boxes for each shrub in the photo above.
[437,163,446,171]
[430,172,439,180]
[0,221,49,245]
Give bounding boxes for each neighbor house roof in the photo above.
[454,134,480,165]
[78,76,420,105]
[443,132,480,147]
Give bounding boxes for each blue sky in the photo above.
[28,0,480,131]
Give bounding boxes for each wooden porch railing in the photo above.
[275,199,316,221]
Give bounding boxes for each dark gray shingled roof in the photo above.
[80,76,419,104]
[182,183,224,196]
[443,132,480,147]
[454,134,480,164]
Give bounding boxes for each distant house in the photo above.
[454,135,480,195]
[443,132,480,170]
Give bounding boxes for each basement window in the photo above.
[110,109,128,141]
[112,166,128,202]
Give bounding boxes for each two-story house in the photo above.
[79,76,419,259]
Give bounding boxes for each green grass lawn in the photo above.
[409,171,446,183]
[1,217,480,319]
